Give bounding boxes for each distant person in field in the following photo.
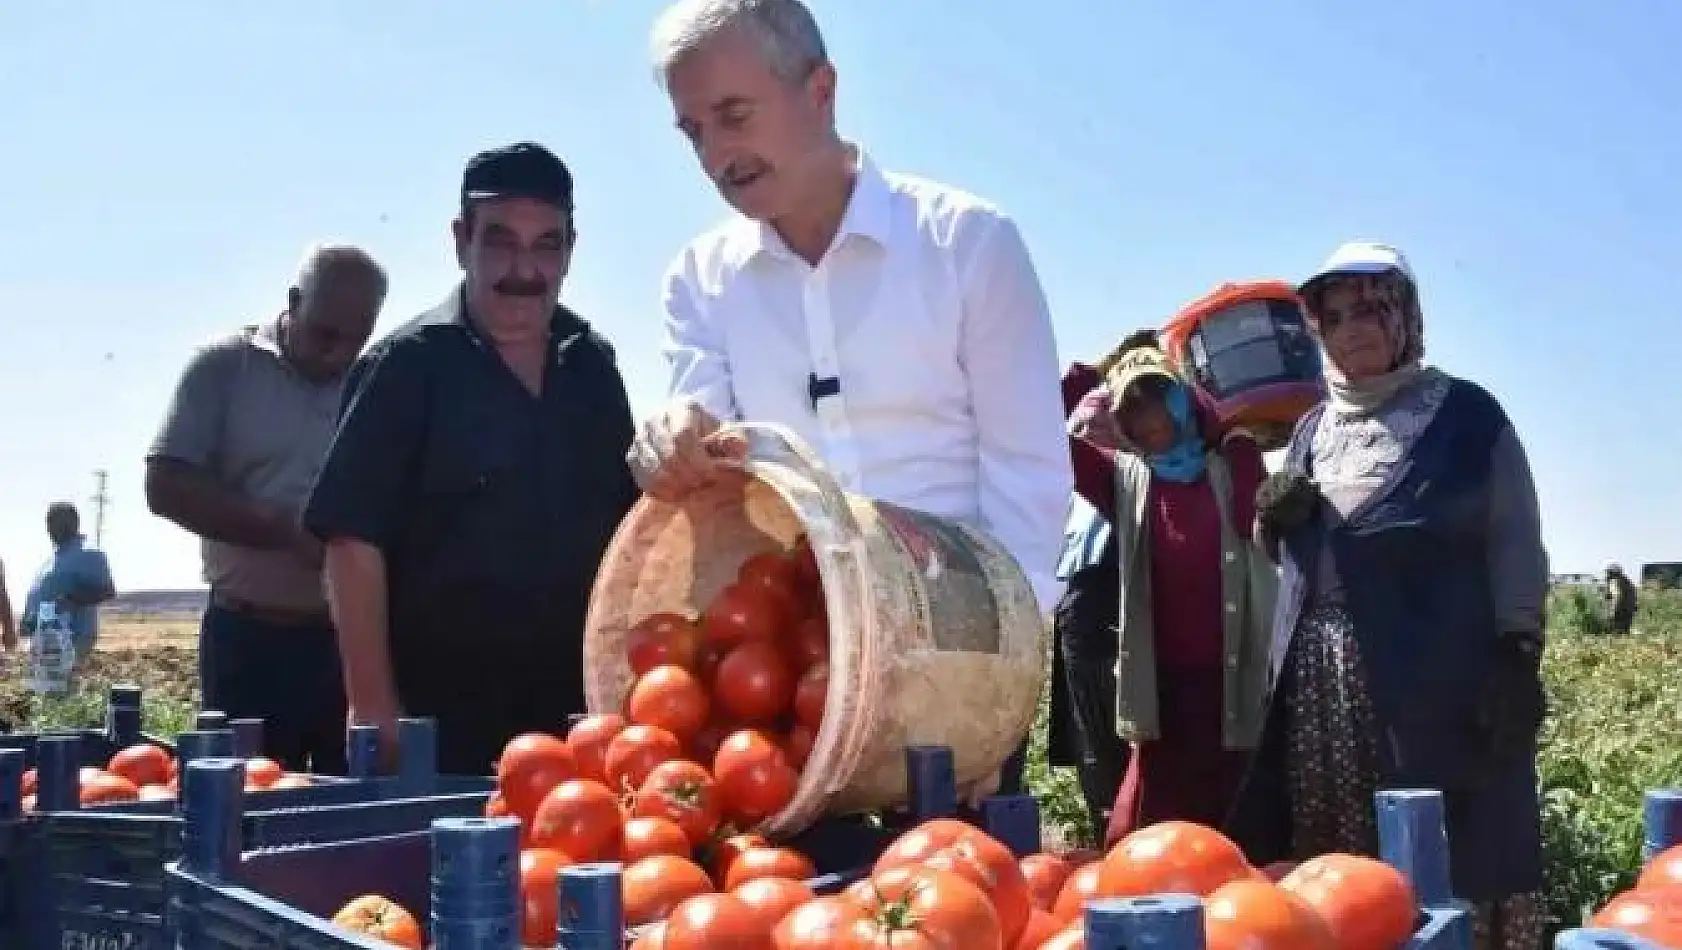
[0,557,17,652]
[1249,242,1549,950]
[1605,564,1638,635]
[145,243,387,775]
[304,143,640,775]
[20,503,117,663]
[629,0,1072,799]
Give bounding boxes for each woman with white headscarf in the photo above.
[1251,242,1549,950]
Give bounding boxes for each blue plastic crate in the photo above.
[165,745,1039,950]
[35,718,493,950]
[166,751,1476,950]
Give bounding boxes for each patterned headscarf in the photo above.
[1299,269,1426,415]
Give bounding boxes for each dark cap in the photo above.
[461,142,574,211]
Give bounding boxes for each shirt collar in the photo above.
[251,317,285,357]
[724,145,893,267]
[55,534,85,552]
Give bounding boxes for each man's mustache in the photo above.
[494,277,549,297]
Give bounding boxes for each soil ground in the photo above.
[0,613,201,730]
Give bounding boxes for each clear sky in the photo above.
[2,1,1678,596]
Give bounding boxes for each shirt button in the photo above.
[1225,654,1239,669]
[1225,551,1237,563]
[1225,602,1238,614]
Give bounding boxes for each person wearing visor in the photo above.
[1252,241,1548,950]
[1060,331,1278,851]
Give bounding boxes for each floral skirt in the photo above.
[1284,604,1544,950]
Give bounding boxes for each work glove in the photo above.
[1474,631,1547,765]
[1254,472,1320,561]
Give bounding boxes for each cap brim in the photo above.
[463,188,569,208]
[1297,262,1406,297]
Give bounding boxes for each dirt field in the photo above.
[0,612,201,731]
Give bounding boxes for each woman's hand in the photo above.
[1474,631,1547,765]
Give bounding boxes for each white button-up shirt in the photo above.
[659,150,1073,614]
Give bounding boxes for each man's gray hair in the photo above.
[293,242,388,301]
[650,0,828,87]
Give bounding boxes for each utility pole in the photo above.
[90,469,111,548]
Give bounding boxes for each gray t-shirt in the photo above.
[149,322,345,611]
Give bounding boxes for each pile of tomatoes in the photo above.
[332,801,1420,949]
[1587,842,1682,946]
[623,534,831,779]
[17,741,310,811]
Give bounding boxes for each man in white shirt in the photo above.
[632,0,1074,792]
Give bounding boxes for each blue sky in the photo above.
[2,1,1678,595]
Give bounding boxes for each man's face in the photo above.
[666,25,836,222]
[453,197,572,344]
[287,270,385,382]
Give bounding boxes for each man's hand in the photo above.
[627,399,748,501]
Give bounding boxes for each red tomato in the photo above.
[787,617,829,673]
[1278,855,1416,950]
[712,729,800,824]
[871,818,975,874]
[771,895,865,949]
[565,713,626,785]
[605,725,685,793]
[711,832,772,883]
[1593,888,1682,948]
[792,662,827,728]
[107,744,173,788]
[528,779,625,862]
[1016,908,1062,950]
[724,847,817,890]
[1640,844,1682,892]
[634,759,723,847]
[519,848,571,947]
[732,876,816,932]
[1203,879,1336,950]
[1051,861,1103,926]
[497,733,577,819]
[782,724,816,770]
[331,896,423,949]
[628,665,712,743]
[245,757,284,789]
[1097,821,1252,899]
[80,771,139,805]
[627,612,704,675]
[846,864,1005,950]
[623,816,694,863]
[662,892,766,950]
[738,552,804,618]
[918,833,1033,948]
[21,768,37,797]
[714,642,796,723]
[622,854,716,927]
[1020,853,1074,912]
[703,582,783,647]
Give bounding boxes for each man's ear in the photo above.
[452,218,470,270]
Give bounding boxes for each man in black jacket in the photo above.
[304,143,640,773]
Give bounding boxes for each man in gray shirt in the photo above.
[146,243,386,774]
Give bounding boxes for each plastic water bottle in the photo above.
[28,603,74,695]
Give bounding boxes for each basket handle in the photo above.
[713,421,857,529]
